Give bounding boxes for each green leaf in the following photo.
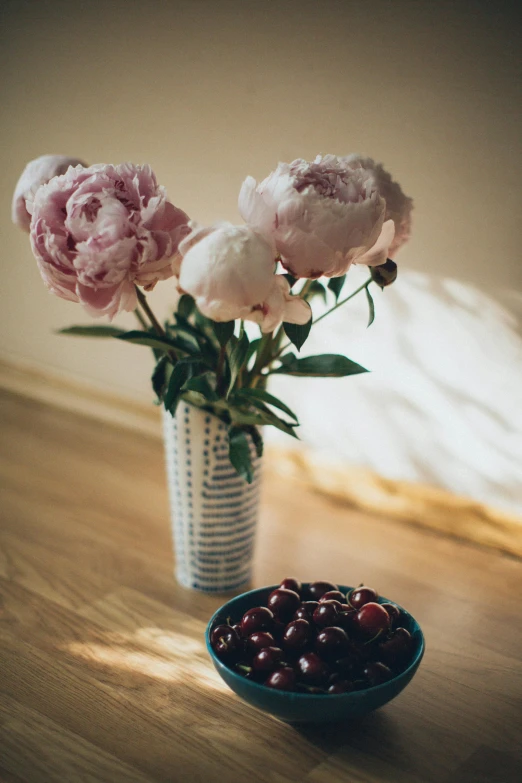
[328,275,347,301]
[307,280,328,303]
[230,406,298,439]
[272,353,368,377]
[283,273,298,289]
[234,387,298,422]
[181,371,219,402]
[116,330,186,355]
[228,427,254,483]
[245,338,262,367]
[58,325,126,338]
[177,294,195,320]
[283,316,312,352]
[151,356,169,400]
[164,357,204,414]
[365,286,375,327]
[244,426,264,459]
[213,320,235,347]
[226,332,250,394]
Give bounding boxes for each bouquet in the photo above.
[12,153,412,482]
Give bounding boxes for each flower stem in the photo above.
[267,276,374,366]
[135,285,178,362]
[134,308,148,330]
[135,286,167,338]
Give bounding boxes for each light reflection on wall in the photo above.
[268,267,522,516]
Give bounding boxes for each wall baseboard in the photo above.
[1,356,520,559]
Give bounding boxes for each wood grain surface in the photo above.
[0,389,521,783]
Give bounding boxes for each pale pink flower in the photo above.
[238,154,393,279]
[12,154,87,231]
[245,275,311,333]
[341,154,413,257]
[178,223,276,322]
[29,162,190,319]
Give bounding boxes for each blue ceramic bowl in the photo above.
[206,584,425,723]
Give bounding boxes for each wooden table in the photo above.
[1,390,521,783]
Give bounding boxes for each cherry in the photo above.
[282,619,311,653]
[267,588,301,621]
[232,623,243,638]
[296,652,329,686]
[348,585,378,610]
[381,603,401,626]
[363,661,393,686]
[241,606,274,636]
[308,581,339,601]
[280,577,302,595]
[210,624,234,646]
[294,601,319,622]
[328,681,358,694]
[355,602,390,639]
[319,591,347,605]
[377,627,413,666]
[252,646,284,673]
[337,609,358,635]
[265,666,296,691]
[246,631,276,654]
[315,627,350,660]
[313,600,341,628]
[212,627,241,660]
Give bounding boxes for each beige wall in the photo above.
[1,1,521,509]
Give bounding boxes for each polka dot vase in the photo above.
[162,403,262,592]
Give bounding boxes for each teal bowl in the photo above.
[206,584,425,723]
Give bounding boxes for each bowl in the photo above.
[206,584,425,723]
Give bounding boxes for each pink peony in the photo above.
[178,223,309,331]
[341,154,413,257]
[238,154,394,279]
[245,275,311,333]
[29,162,190,319]
[12,154,87,232]
[178,223,276,322]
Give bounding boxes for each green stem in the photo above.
[216,344,227,395]
[267,276,374,366]
[135,286,167,338]
[135,285,178,362]
[134,308,148,330]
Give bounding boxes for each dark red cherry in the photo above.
[348,585,378,610]
[279,577,302,595]
[313,600,341,628]
[363,661,393,686]
[319,591,348,605]
[355,602,390,639]
[252,646,284,673]
[246,631,276,654]
[296,652,329,686]
[240,606,274,636]
[328,680,358,694]
[294,601,319,622]
[315,627,350,660]
[282,619,311,652]
[337,609,358,635]
[381,603,401,626]
[308,581,339,601]
[377,627,413,666]
[265,666,296,691]
[267,588,301,621]
[210,624,234,646]
[212,628,241,660]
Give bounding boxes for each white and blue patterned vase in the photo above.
[162,403,262,592]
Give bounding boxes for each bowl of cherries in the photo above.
[206,578,424,723]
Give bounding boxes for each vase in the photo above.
[162,403,262,592]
